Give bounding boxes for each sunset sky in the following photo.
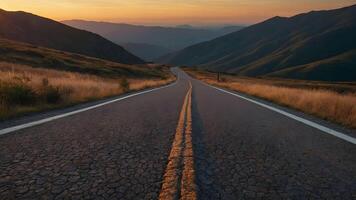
[1,0,355,25]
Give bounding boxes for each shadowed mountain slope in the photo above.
[162,5,356,81]
[120,43,172,61]
[0,9,144,64]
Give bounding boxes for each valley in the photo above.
[62,20,244,60]
[0,2,355,199]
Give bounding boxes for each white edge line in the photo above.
[0,81,177,136]
[203,82,356,145]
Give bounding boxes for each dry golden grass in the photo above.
[1,63,122,101]
[185,68,356,129]
[0,62,174,119]
[130,79,173,90]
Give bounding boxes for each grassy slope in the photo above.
[184,68,356,129]
[265,50,356,81]
[0,39,166,78]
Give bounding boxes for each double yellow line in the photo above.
[159,82,197,200]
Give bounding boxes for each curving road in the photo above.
[0,68,355,199]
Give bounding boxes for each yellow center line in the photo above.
[181,82,197,200]
[159,81,197,200]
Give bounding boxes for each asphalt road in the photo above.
[0,68,355,199]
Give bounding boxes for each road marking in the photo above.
[0,81,177,136]
[204,83,356,145]
[159,84,189,200]
[181,83,197,200]
[159,82,197,200]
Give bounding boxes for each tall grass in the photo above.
[186,69,356,129]
[0,62,174,119]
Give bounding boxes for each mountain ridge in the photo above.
[0,9,144,64]
[162,4,356,81]
[62,20,244,59]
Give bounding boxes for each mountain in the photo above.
[120,43,172,61]
[175,24,194,29]
[62,20,244,58]
[267,50,356,81]
[0,9,144,64]
[162,5,356,81]
[217,26,246,34]
[0,38,163,78]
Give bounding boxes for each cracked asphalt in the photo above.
[0,68,355,199]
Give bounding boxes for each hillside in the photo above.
[267,50,356,81]
[0,39,164,78]
[163,5,356,81]
[0,9,144,64]
[62,20,244,58]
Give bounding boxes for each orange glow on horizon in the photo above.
[0,0,355,25]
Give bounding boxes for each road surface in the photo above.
[0,68,355,199]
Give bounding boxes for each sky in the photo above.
[1,0,355,26]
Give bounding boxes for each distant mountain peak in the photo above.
[260,16,288,25]
[271,16,285,19]
[175,24,194,29]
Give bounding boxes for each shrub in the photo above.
[42,78,49,87]
[42,85,61,104]
[39,79,61,104]
[0,82,36,106]
[59,87,73,100]
[120,78,130,93]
